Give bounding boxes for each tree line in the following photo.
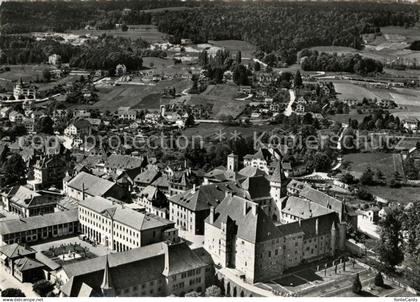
[300,49,384,75]
[0,35,167,71]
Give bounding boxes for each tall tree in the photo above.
[294,70,303,88]
[377,207,404,271]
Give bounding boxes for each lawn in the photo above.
[42,243,96,266]
[333,82,379,101]
[0,64,51,88]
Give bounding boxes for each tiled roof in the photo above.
[299,186,344,217]
[281,196,333,219]
[169,182,249,212]
[67,172,117,197]
[238,166,267,178]
[14,256,44,272]
[62,241,210,297]
[106,154,145,170]
[79,196,173,231]
[134,168,160,185]
[0,243,36,259]
[0,210,78,235]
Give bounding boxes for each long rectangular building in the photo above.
[79,196,177,252]
[0,210,79,246]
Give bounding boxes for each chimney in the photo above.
[315,218,319,236]
[243,202,248,216]
[163,241,170,276]
[192,184,196,193]
[209,206,215,224]
[298,218,302,227]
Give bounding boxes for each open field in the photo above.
[327,112,370,125]
[333,82,379,100]
[68,25,166,43]
[0,64,50,84]
[187,84,247,118]
[366,186,420,204]
[141,57,194,76]
[208,40,257,59]
[94,78,191,111]
[342,152,399,181]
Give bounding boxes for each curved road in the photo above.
[284,89,296,117]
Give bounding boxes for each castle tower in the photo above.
[101,255,115,297]
[269,161,287,204]
[227,153,238,172]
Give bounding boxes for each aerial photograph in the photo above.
[0,0,419,299]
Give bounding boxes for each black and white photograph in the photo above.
[0,0,419,299]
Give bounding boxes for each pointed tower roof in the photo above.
[270,161,286,183]
[101,254,113,291]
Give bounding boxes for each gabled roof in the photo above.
[61,242,210,297]
[0,243,36,259]
[134,168,161,185]
[14,256,44,272]
[281,196,333,219]
[67,172,117,197]
[79,196,173,232]
[238,166,267,178]
[169,182,249,212]
[106,154,145,170]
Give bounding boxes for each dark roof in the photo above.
[240,176,271,200]
[281,196,333,219]
[169,182,249,212]
[62,241,209,297]
[209,195,281,243]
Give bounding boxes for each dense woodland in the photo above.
[1,1,418,67]
[0,35,168,71]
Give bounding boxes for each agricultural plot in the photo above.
[94,78,191,111]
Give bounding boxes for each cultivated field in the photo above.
[94,78,191,111]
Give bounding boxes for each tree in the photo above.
[254,61,261,72]
[42,68,51,82]
[198,50,209,67]
[360,167,374,185]
[33,280,54,297]
[377,207,404,271]
[121,24,128,32]
[2,153,26,185]
[205,285,222,297]
[35,116,54,134]
[352,273,362,294]
[376,169,385,183]
[1,288,25,297]
[340,173,356,185]
[235,50,242,64]
[185,114,195,127]
[185,291,200,297]
[294,70,303,88]
[374,272,384,287]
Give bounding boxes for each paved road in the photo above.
[0,266,39,297]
